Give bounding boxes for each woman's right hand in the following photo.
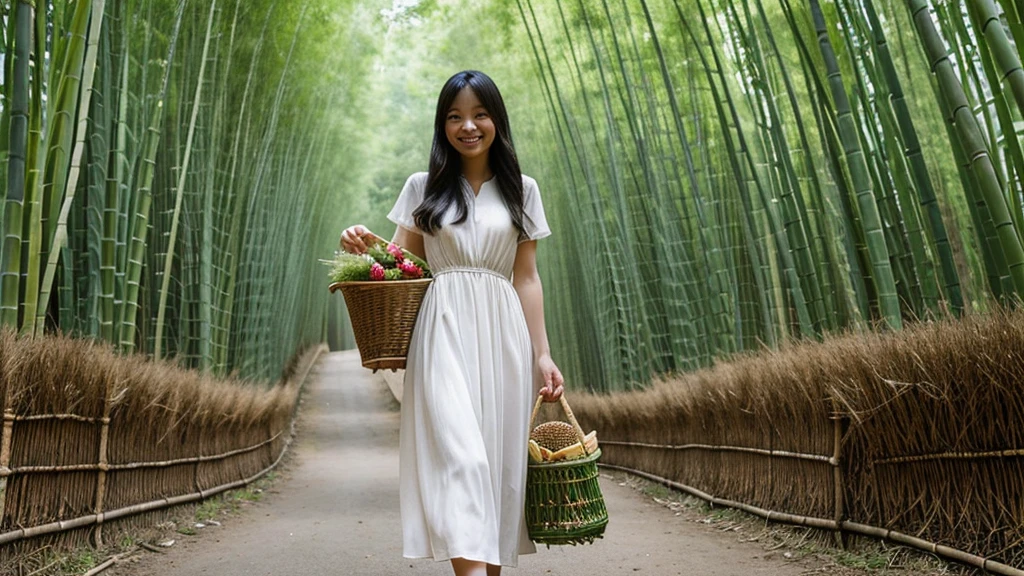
[340,225,373,254]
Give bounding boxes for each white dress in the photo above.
[388,171,551,567]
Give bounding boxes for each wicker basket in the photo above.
[525,394,608,546]
[328,232,431,372]
[328,279,430,372]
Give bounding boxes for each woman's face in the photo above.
[445,86,496,162]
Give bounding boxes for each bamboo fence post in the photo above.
[195,423,203,494]
[0,385,14,523]
[92,381,114,547]
[832,409,847,549]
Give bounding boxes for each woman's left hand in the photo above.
[537,354,564,402]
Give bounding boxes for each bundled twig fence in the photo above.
[567,310,1024,573]
[0,330,324,567]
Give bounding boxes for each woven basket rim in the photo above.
[328,278,433,293]
[528,447,601,469]
[329,278,433,287]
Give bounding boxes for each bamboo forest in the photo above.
[5,0,1024,574]
[3,0,1024,391]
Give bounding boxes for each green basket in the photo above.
[525,395,609,546]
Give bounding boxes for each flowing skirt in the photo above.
[399,269,538,567]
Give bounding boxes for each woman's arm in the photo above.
[392,225,426,261]
[512,240,564,401]
[340,223,425,260]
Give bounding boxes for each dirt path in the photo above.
[117,350,817,576]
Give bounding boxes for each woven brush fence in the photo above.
[566,310,1024,574]
[0,330,324,567]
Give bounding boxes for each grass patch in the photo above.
[6,469,286,576]
[15,548,101,576]
[54,549,99,574]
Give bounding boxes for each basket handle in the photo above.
[530,393,590,456]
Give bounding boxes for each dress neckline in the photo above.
[460,174,495,198]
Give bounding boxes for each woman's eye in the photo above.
[448,115,460,121]
[476,113,488,118]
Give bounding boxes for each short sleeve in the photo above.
[387,172,427,233]
[520,177,551,243]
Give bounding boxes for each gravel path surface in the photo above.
[116,350,815,576]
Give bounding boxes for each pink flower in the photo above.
[387,243,404,262]
[370,262,386,281]
[398,260,423,279]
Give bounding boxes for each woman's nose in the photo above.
[462,118,476,131]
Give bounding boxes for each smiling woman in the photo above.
[339,70,562,576]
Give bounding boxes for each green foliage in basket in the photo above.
[367,244,397,267]
[327,253,373,282]
[323,239,432,283]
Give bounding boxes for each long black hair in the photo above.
[412,70,526,239]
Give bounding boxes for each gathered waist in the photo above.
[433,266,512,284]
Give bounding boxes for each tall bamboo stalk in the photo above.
[810,0,902,329]
[119,0,186,355]
[0,0,33,328]
[37,0,106,335]
[153,0,217,360]
[906,0,1024,299]
[971,0,1024,119]
[864,0,962,315]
